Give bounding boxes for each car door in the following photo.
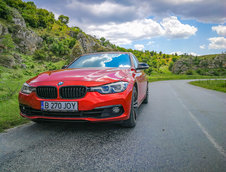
[131,54,148,104]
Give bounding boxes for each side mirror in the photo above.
[136,63,149,70]
[62,65,68,69]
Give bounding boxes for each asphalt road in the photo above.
[0,80,226,172]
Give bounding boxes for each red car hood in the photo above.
[28,68,130,86]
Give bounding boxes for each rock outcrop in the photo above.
[12,25,43,54]
[0,7,42,54]
[0,23,9,36]
[11,8,26,27]
[172,54,226,75]
[71,32,114,59]
[0,54,15,68]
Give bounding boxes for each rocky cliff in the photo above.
[0,8,43,54]
[172,54,226,75]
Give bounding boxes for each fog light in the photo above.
[112,106,120,113]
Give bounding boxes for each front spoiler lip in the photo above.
[20,112,129,122]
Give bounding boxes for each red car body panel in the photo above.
[18,52,148,122]
[27,68,129,84]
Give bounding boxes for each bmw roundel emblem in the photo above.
[58,82,64,86]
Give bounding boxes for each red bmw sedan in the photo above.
[18,52,149,127]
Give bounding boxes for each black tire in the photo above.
[121,87,138,128]
[143,83,149,104]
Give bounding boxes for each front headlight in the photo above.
[90,82,128,94]
[21,83,36,94]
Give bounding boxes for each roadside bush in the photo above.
[33,49,47,60]
[145,67,153,75]
[172,56,177,62]
[30,64,34,69]
[0,34,15,52]
[168,61,174,71]
[196,69,205,75]
[186,69,194,75]
[23,69,32,76]
[212,69,220,76]
[47,62,57,70]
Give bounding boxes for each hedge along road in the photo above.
[0,80,225,171]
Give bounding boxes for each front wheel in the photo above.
[121,87,138,128]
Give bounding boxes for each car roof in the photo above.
[80,52,131,56]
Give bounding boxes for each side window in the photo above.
[132,55,139,68]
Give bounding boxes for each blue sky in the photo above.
[25,0,226,55]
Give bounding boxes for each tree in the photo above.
[58,15,69,25]
[172,56,177,62]
[33,49,47,60]
[26,1,36,7]
[37,9,55,28]
[168,61,174,71]
[22,12,38,27]
[0,0,12,21]
[150,51,154,56]
[4,0,23,9]
[100,37,106,45]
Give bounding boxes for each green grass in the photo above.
[0,78,29,132]
[0,56,66,132]
[148,74,226,82]
[189,80,226,93]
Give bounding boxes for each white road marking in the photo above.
[170,84,226,158]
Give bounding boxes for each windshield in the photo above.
[68,53,131,68]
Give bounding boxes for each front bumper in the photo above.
[18,85,133,122]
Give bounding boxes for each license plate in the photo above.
[41,101,78,111]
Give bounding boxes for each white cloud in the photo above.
[147,41,154,46]
[161,16,197,38]
[86,16,197,45]
[87,18,164,45]
[200,44,206,49]
[66,1,132,17]
[190,52,199,56]
[35,0,226,29]
[64,0,141,25]
[134,44,145,50]
[208,37,226,49]
[149,0,226,23]
[212,25,226,36]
